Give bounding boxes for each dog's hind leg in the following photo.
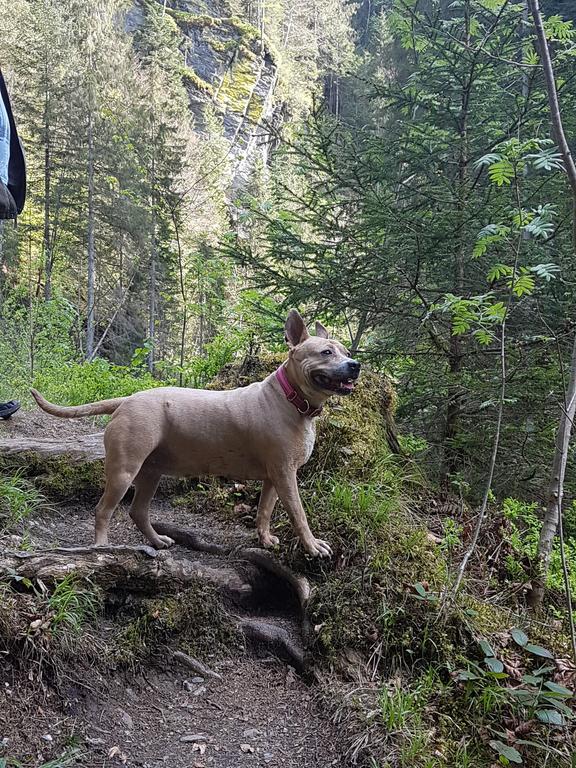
[129,470,174,550]
[94,466,141,546]
[256,478,279,548]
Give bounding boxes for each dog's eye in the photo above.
[321,349,333,356]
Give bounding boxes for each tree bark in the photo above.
[526,0,576,608]
[0,546,256,605]
[43,57,52,302]
[440,0,471,485]
[86,109,96,359]
[528,334,576,607]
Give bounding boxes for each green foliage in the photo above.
[34,357,164,406]
[503,497,576,599]
[47,575,101,636]
[0,472,48,533]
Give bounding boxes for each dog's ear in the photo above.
[285,309,310,347]
[315,321,329,339]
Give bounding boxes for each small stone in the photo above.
[180,734,208,743]
[41,734,53,743]
[85,736,105,746]
[242,729,262,739]
[240,744,255,754]
[263,754,274,764]
[116,708,133,730]
[191,677,204,684]
[193,686,207,696]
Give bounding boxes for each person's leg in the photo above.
[0,85,11,186]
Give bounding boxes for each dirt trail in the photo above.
[0,412,348,768]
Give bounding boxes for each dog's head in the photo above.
[284,309,361,398]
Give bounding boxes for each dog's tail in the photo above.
[30,389,126,419]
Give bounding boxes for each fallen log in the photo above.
[0,433,105,463]
[0,545,253,604]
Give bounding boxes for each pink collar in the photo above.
[275,366,323,418]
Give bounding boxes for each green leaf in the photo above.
[529,263,560,280]
[473,329,494,345]
[475,152,501,168]
[533,664,555,676]
[487,264,513,282]
[510,628,529,647]
[511,273,535,297]
[509,689,537,702]
[457,670,480,681]
[540,697,574,715]
[414,582,427,597]
[543,681,572,697]
[524,643,554,658]
[479,639,496,657]
[521,674,543,686]
[488,158,515,186]
[489,740,523,763]
[536,709,565,726]
[484,656,504,673]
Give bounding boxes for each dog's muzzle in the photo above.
[312,360,361,395]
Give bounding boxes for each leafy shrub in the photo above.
[503,497,576,599]
[33,357,164,406]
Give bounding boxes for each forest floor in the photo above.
[0,411,347,768]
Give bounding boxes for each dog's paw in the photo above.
[259,532,280,548]
[304,538,332,557]
[154,535,175,549]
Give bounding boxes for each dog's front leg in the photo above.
[256,479,279,548]
[270,470,332,557]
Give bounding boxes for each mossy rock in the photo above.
[181,68,215,95]
[208,353,399,479]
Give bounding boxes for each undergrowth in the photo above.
[0,472,48,532]
[111,582,240,666]
[2,352,575,766]
[503,497,576,600]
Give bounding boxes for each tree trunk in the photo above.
[528,335,576,607]
[147,114,157,374]
[440,1,471,486]
[148,218,157,373]
[43,64,52,302]
[440,346,464,483]
[86,110,96,359]
[525,0,576,608]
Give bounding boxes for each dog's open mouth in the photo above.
[312,372,358,395]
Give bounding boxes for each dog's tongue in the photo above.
[341,381,355,391]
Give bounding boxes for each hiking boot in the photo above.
[0,400,20,419]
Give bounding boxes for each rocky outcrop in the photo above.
[163,1,279,191]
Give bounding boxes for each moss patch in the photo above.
[218,54,259,114]
[181,68,215,95]
[111,581,240,665]
[0,453,104,501]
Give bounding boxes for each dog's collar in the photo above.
[275,366,323,418]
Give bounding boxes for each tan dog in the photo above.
[31,310,361,557]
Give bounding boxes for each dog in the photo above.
[31,310,361,557]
